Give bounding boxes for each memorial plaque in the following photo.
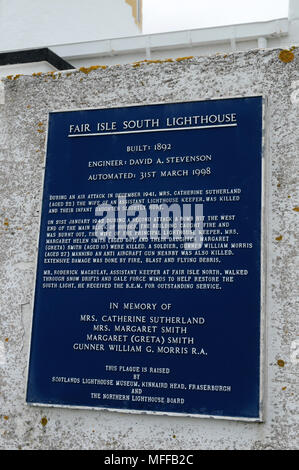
[26,96,264,420]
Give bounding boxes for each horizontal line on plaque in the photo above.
[68,123,237,137]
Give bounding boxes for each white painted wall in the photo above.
[288,0,299,50]
[0,1,299,76]
[0,62,55,77]
[0,0,140,51]
[289,0,299,20]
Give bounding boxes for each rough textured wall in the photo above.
[0,49,298,450]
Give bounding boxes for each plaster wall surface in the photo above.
[0,62,55,77]
[0,0,140,52]
[0,48,298,450]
